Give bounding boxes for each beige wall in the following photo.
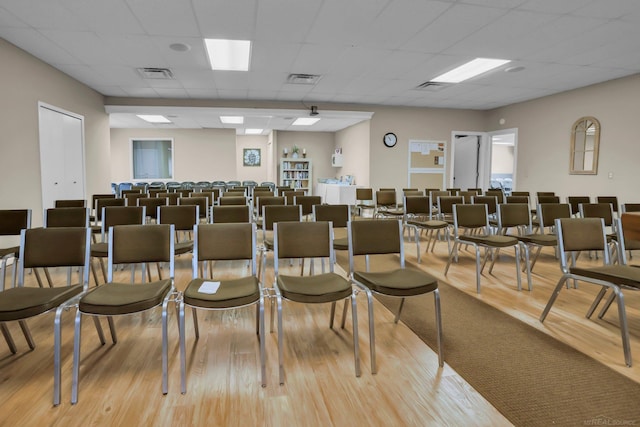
[335,120,370,187]
[486,73,640,204]
[0,39,110,226]
[491,144,514,175]
[236,135,269,183]
[109,128,236,183]
[275,131,336,194]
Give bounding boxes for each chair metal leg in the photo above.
[529,246,542,272]
[53,305,65,406]
[340,299,349,329]
[514,245,522,291]
[162,295,170,395]
[474,245,482,294]
[1,322,17,354]
[18,320,35,350]
[92,317,106,345]
[258,295,266,387]
[433,289,444,367]
[276,291,284,385]
[34,268,45,288]
[521,243,532,291]
[443,241,457,275]
[539,275,570,322]
[179,300,187,394]
[350,293,361,377]
[192,307,200,339]
[107,316,117,343]
[586,287,608,319]
[329,301,336,329]
[362,288,377,374]
[394,298,405,324]
[613,289,632,367]
[71,310,82,404]
[597,291,616,319]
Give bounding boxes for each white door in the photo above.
[39,103,86,209]
[452,135,480,189]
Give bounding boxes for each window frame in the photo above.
[129,138,175,182]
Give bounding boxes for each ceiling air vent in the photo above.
[287,73,321,85]
[415,81,451,92]
[137,67,174,80]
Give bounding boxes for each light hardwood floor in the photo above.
[1,226,639,426]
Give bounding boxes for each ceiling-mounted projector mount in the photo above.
[310,105,319,116]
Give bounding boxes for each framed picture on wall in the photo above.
[243,148,261,166]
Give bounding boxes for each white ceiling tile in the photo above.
[255,0,322,42]
[290,44,349,76]
[125,0,201,37]
[39,30,126,66]
[517,0,593,14]
[0,27,81,65]
[1,0,88,30]
[59,0,143,34]
[153,88,190,98]
[250,41,300,73]
[0,6,29,27]
[193,0,258,40]
[185,88,219,98]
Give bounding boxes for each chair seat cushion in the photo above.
[406,219,448,229]
[79,280,172,315]
[183,277,260,309]
[0,285,83,322]
[459,234,518,248]
[91,225,101,234]
[570,265,640,289]
[277,272,352,303]
[515,233,557,246]
[0,246,20,259]
[354,268,438,297]
[333,228,349,250]
[174,240,194,255]
[90,242,108,257]
[378,209,404,217]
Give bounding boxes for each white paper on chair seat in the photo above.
[198,281,221,294]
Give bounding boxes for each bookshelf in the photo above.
[280,158,312,193]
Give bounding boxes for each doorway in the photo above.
[450,132,490,190]
[488,129,518,193]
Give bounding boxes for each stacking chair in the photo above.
[436,195,463,223]
[121,189,141,197]
[90,194,116,221]
[374,190,402,218]
[273,221,360,384]
[521,203,572,272]
[71,224,177,403]
[355,188,374,217]
[260,182,276,191]
[226,180,242,189]
[44,207,90,228]
[293,195,322,220]
[444,204,523,293]
[55,199,86,208]
[472,195,499,220]
[0,209,32,291]
[539,217,638,367]
[282,190,306,205]
[506,195,530,205]
[158,192,180,206]
[403,196,450,262]
[348,219,443,373]
[158,205,199,258]
[175,189,192,198]
[166,182,182,192]
[254,196,285,224]
[459,191,477,204]
[90,206,145,285]
[211,205,252,223]
[567,196,591,216]
[91,197,126,239]
[219,196,248,206]
[223,190,247,197]
[258,205,302,281]
[485,189,505,203]
[511,191,529,197]
[467,188,483,195]
[138,197,168,223]
[622,203,640,213]
[275,186,291,196]
[313,204,350,257]
[446,188,460,196]
[597,196,619,218]
[537,195,560,205]
[178,223,265,393]
[179,196,208,223]
[190,190,217,210]
[148,188,164,198]
[495,204,535,290]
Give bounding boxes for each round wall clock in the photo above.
[383,132,397,148]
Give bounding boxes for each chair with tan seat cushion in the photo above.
[158,205,199,257]
[348,219,442,374]
[403,196,450,262]
[0,226,90,405]
[71,223,177,404]
[178,223,265,393]
[44,207,89,228]
[273,221,360,384]
[211,205,252,223]
[0,209,32,291]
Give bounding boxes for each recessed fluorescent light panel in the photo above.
[137,114,172,123]
[220,116,244,124]
[245,129,263,135]
[292,117,321,126]
[432,58,511,83]
[204,39,251,71]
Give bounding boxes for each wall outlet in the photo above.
[608,172,614,179]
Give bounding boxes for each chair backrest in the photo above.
[262,205,302,232]
[537,192,555,197]
[404,196,430,216]
[597,196,619,213]
[567,196,591,215]
[459,191,477,204]
[466,188,483,195]
[91,194,116,211]
[121,189,142,196]
[472,195,498,215]
[447,188,460,196]
[622,203,640,213]
[253,191,275,202]
[253,186,272,193]
[95,198,125,222]
[537,195,560,204]
[192,223,256,277]
[555,218,609,272]
[255,196,285,216]
[211,205,251,223]
[293,195,322,216]
[18,226,90,288]
[453,204,489,232]
[313,204,349,228]
[356,188,373,202]
[485,189,504,203]
[505,195,530,205]
[511,191,530,197]
[125,192,148,207]
[274,221,332,262]
[55,199,86,208]
[190,191,214,206]
[617,213,640,264]
[148,189,164,198]
[438,196,464,217]
[158,192,180,205]
[348,220,404,271]
[175,189,192,198]
[179,197,208,220]
[219,196,248,206]
[497,203,531,232]
[158,205,199,231]
[44,207,89,228]
[275,186,291,196]
[403,190,423,197]
[579,203,614,226]
[537,203,571,230]
[223,190,246,197]
[0,209,32,236]
[375,190,396,207]
[101,206,146,238]
[107,224,174,281]
[138,197,168,220]
[283,190,306,205]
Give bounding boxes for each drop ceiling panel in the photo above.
[193,0,257,39]
[305,1,389,45]
[126,0,201,37]
[0,6,28,28]
[518,0,593,14]
[59,0,143,35]
[255,0,322,43]
[1,0,88,31]
[0,27,81,65]
[38,30,125,66]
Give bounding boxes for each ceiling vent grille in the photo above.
[415,81,451,92]
[137,67,174,80]
[286,73,321,85]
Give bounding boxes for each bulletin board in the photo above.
[407,140,447,190]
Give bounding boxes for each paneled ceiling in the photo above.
[2,0,640,131]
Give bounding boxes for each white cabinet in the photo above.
[280,158,312,194]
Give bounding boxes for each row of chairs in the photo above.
[113,180,276,196]
[0,209,443,406]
